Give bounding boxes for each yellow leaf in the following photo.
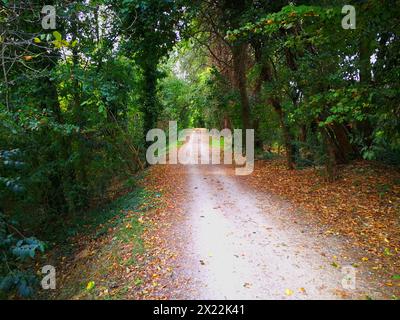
[285,289,294,296]
[34,37,41,43]
[361,257,369,262]
[86,281,95,291]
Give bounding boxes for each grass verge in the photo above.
[36,176,160,300]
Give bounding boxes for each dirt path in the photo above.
[146,130,390,300]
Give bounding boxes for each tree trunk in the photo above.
[141,66,159,144]
[271,99,295,170]
[357,36,374,149]
[322,126,338,182]
[251,40,269,150]
[331,122,356,164]
[253,118,263,150]
[232,43,251,131]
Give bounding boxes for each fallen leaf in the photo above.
[86,281,95,291]
[299,287,307,294]
[285,289,294,296]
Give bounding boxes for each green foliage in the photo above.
[11,238,45,261]
[0,1,158,298]
[0,272,38,298]
[225,0,400,169]
[116,0,187,134]
[0,212,45,298]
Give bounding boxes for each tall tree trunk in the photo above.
[357,36,374,149]
[71,14,88,209]
[250,44,296,165]
[232,43,251,131]
[271,99,295,170]
[251,40,267,150]
[42,77,69,214]
[141,66,159,145]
